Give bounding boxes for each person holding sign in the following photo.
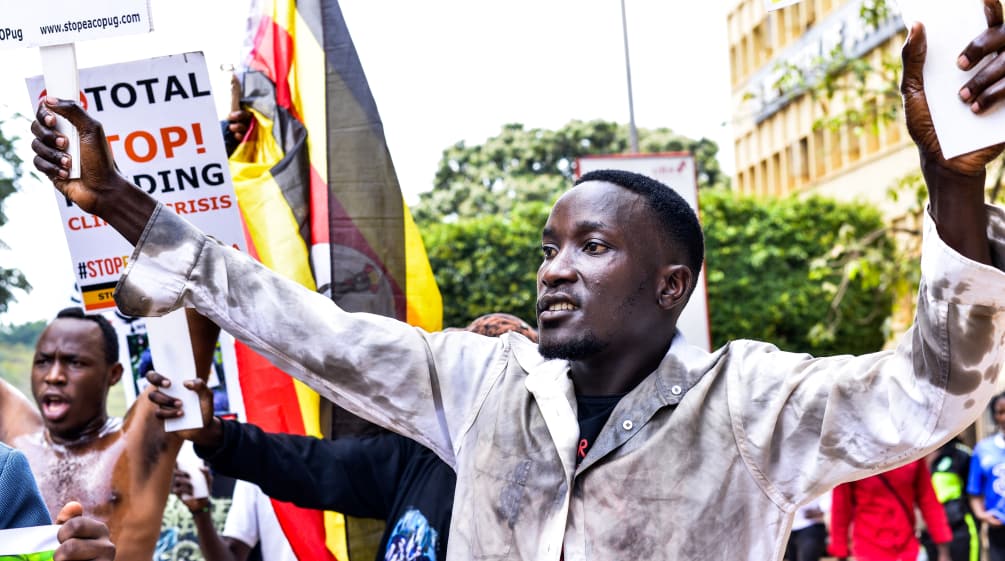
[0,308,209,561]
[26,9,1005,560]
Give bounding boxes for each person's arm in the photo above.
[149,374,400,517]
[915,460,954,560]
[725,14,1005,509]
[0,379,43,445]
[54,502,115,561]
[966,447,1004,527]
[172,468,251,561]
[827,484,853,560]
[31,100,504,465]
[901,5,1005,263]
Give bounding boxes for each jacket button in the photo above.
[671,385,683,396]
[622,420,634,431]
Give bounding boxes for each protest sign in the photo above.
[576,153,711,352]
[4,0,153,177]
[0,525,60,561]
[26,52,246,313]
[0,0,151,49]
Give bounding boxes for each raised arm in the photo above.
[31,98,155,246]
[147,370,402,517]
[0,379,43,445]
[901,4,1005,264]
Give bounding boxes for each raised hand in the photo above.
[901,19,1005,176]
[171,466,212,513]
[30,97,156,245]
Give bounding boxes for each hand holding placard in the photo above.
[146,308,204,433]
[898,0,1005,159]
[2,0,153,179]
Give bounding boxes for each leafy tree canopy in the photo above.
[0,319,46,346]
[0,120,30,315]
[413,119,729,224]
[422,202,548,328]
[702,190,896,356]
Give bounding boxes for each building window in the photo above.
[813,128,826,179]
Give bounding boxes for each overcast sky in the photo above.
[0,0,734,325]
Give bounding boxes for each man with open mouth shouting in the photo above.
[0,307,199,561]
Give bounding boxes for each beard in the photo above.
[538,330,608,360]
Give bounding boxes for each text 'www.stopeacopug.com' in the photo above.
[0,12,144,43]
[0,11,145,43]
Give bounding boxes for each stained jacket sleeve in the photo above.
[729,207,1005,508]
[114,205,509,467]
[916,459,953,544]
[827,483,853,558]
[195,420,408,518]
[0,445,51,529]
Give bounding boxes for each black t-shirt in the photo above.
[575,394,625,465]
[198,420,455,561]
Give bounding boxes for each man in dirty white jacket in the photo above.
[27,13,1005,561]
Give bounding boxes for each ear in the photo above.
[658,264,693,312]
[107,362,123,387]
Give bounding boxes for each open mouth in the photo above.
[41,395,71,422]
[538,300,580,323]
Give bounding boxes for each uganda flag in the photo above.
[227,1,443,559]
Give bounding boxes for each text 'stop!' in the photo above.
[0,0,151,49]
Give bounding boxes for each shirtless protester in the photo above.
[0,307,207,561]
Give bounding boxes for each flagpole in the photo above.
[620,0,639,154]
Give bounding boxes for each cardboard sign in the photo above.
[0,525,59,560]
[576,154,712,352]
[26,52,246,312]
[0,0,151,49]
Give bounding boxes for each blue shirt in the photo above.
[967,434,1005,519]
[0,442,51,529]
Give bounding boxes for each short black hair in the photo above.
[575,169,705,280]
[990,391,1005,415]
[54,307,119,364]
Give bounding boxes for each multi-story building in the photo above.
[727,0,915,213]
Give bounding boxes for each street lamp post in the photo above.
[620,0,639,154]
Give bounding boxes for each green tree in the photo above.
[413,120,729,224]
[702,191,896,355]
[422,202,549,328]
[0,319,46,346]
[0,119,30,314]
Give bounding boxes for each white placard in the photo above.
[898,0,1005,158]
[176,441,209,500]
[40,43,81,178]
[26,52,246,312]
[0,0,151,49]
[145,308,204,432]
[0,524,60,556]
[576,154,712,352]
